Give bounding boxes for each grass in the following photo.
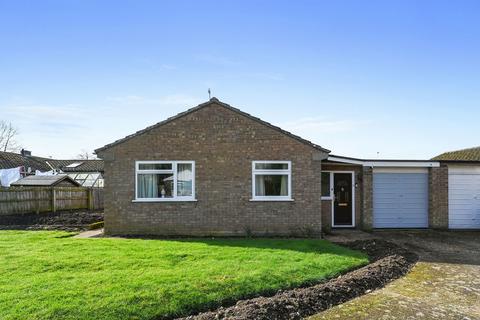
[0,231,368,320]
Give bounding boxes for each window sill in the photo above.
[132,199,197,203]
[321,197,333,200]
[249,198,294,202]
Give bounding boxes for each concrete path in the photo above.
[73,228,104,238]
[310,230,480,320]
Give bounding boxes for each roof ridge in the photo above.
[95,98,330,154]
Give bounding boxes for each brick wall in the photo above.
[429,165,449,229]
[99,102,326,236]
[321,200,332,232]
[362,166,373,230]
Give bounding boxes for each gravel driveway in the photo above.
[310,230,480,320]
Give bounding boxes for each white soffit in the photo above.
[327,156,440,168]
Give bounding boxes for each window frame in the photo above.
[321,171,334,199]
[251,160,292,201]
[133,160,196,202]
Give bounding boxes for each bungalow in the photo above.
[95,98,479,236]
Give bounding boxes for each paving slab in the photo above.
[311,231,480,320]
[73,228,104,238]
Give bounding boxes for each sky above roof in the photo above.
[1,0,479,159]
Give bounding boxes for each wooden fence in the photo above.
[0,187,104,216]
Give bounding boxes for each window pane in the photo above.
[94,179,104,188]
[76,173,89,179]
[255,174,288,196]
[255,163,288,170]
[321,172,331,197]
[137,173,173,198]
[139,163,172,170]
[177,163,193,197]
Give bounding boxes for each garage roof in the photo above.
[432,146,480,162]
[10,175,81,187]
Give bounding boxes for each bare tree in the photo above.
[77,149,97,160]
[0,121,20,152]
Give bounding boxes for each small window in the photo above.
[138,163,172,170]
[252,161,291,201]
[321,172,332,198]
[65,162,83,168]
[135,161,195,201]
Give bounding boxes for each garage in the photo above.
[373,169,429,228]
[448,166,480,229]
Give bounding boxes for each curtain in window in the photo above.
[255,174,288,196]
[177,164,193,196]
[255,175,266,196]
[280,175,287,196]
[138,174,158,198]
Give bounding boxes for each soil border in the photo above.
[178,239,418,320]
[0,210,103,231]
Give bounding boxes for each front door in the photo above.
[333,173,353,226]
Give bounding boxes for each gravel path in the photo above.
[311,231,480,320]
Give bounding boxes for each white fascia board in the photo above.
[327,156,364,165]
[327,156,440,168]
[363,161,440,168]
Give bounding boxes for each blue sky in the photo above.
[1,0,479,159]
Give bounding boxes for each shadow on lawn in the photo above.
[159,237,368,258]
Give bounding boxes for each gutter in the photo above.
[327,156,440,168]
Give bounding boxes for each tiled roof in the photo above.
[44,159,104,172]
[0,152,104,172]
[0,151,51,172]
[95,97,331,154]
[432,146,480,162]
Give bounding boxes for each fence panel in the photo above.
[0,187,104,216]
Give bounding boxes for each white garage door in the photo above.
[373,169,429,228]
[449,166,480,229]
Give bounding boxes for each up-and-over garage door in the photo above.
[449,166,480,229]
[373,169,429,228]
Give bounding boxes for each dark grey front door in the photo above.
[333,173,353,226]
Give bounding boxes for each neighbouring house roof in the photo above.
[432,146,480,162]
[10,175,81,187]
[0,151,104,173]
[0,151,51,172]
[43,159,104,173]
[95,97,331,154]
[327,154,440,168]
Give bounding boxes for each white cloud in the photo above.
[280,117,365,135]
[105,94,201,106]
[225,72,285,81]
[5,105,85,121]
[160,64,176,70]
[194,54,240,67]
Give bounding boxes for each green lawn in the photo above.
[0,231,368,320]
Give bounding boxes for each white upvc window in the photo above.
[321,171,334,199]
[251,161,292,201]
[134,161,196,202]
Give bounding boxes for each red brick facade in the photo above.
[97,100,328,236]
